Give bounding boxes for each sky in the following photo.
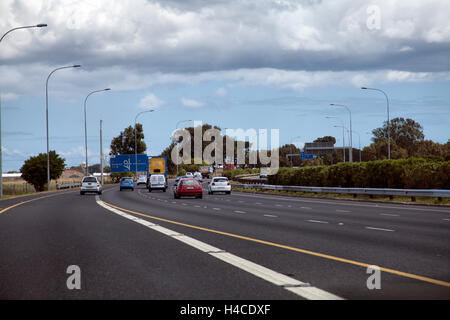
[1,0,449,171]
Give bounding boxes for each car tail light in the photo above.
[212,183,215,186]
[227,182,230,185]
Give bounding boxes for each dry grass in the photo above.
[2,176,113,197]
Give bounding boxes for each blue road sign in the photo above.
[301,152,314,160]
[110,154,148,172]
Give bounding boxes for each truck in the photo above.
[146,156,168,189]
[199,166,213,179]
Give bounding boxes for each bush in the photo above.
[223,168,259,180]
[267,158,450,189]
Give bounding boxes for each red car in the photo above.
[174,178,203,199]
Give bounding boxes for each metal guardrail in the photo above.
[232,183,450,201]
[56,182,81,189]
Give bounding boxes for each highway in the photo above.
[1,181,450,300]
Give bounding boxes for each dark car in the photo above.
[173,178,203,199]
[120,177,134,191]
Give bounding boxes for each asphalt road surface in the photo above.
[1,180,450,300]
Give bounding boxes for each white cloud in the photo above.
[1,147,26,158]
[0,0,449,100]
[1,92,19,101]
[181,97,205,108]
[139,93,165,109]
[215,87,227,97]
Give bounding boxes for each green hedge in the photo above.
[223,168,260,180]
[267,158,450,189]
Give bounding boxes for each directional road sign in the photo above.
[110,154,148,172]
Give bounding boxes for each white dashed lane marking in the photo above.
[95,196,343,300]
[306,220,329,224]
[365,226,395,232]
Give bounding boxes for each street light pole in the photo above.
[326,116,345,162]
[361,87,390,159]
[100,120,103,185]
[84,88,111,176]
[352,130,362,162]
[0,24,47,43]
[331,104,352,162]
[334,125,346,162]
[290,135,302,167]
[46,64,81,190]
[134,109,154,177]
[0,23,47,198]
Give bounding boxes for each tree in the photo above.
[314,136,336,144]
[362,139,408,161]
[372,117,424,155]
[110,124,146,156]
[312,136,336,164]
[20,151,65,191]
[162,123,252,173]
[278,144,301,167]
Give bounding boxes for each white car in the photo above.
[193,172,203,182]
[137,175,147,185]
[208,177,231,195]
[80,176,102,195]
[185,172,193,178]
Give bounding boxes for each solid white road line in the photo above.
[95,196,343,300]
[264,214,278,218]
[232,192,450,213]
[380,213,400,217]
[365,226,395,232]
[234,210,246,214]
[336,209,351,213]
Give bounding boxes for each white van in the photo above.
[148,174,167,192]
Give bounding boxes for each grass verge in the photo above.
[232,186,450,206]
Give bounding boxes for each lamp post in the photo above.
[84,88,111,175]
[290,135,302,167]
[352,130,362,162]
[174,120,193,176]
[330,103,352,162]
[0,23,47,198]
[46,64,81,190]
[333,125,347,162]
[100,120,103,185]
[134,109,154,176]
[326,116,345,162]
[0,24,47,43]
[361,87,390,159]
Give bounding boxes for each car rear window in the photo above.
[214,178,228,183]
[181,179,200,186]
[83,177,97,183]
[122,178,133,182]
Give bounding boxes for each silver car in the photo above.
[80,176,102,195]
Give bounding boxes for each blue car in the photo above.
[120,177,134,191]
